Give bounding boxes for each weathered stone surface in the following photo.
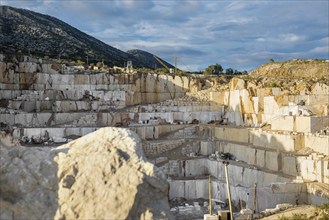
[0,128,172,220]
[0,132,59,220]
[311,82,329,95]
[250,59,329,78]
[55,127,171,219]
[230,77,245,90]
[304,135,329,155]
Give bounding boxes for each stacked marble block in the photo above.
[198,126,329,184]
[209,80,329,127]
[0,58,209,140]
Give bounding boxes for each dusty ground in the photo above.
[261,205,325,220]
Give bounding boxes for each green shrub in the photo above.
[271,82,279,87]
[317,204,329,220]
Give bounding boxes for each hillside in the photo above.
[250,59,329,78]
[0,6,171,68]
[127,49,174,69]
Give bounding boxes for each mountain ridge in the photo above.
[127,49,175,69]
[0,5,172,68]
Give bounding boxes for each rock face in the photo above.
[250,59,329,78]
[55,127,171,219]
[0,128,172,220]
[0,132,59,220]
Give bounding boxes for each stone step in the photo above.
[72,114,97,126]
[168,177,309,212]
[0,110,224,127]
[163,158,295,187]
[307,182,329,198]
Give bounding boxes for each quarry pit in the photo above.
[0,55,328,219]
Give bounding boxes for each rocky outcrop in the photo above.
[250,59,329,78]
[0,128,172,220]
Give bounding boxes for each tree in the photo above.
[225,68,233,75]
[76,59,85,65]
[96,61,103,68]
[204,63,223,75]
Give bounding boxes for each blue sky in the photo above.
[1,0,328,71]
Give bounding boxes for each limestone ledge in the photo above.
[0,89,128,101]
[0,68,200,94]
[163,158,292,188]
[198,140,328,183]
[169,179,317,212]
[214,126,329,155]
[1,111,223,128]
[143,139,186,155]
[11,124,189,141]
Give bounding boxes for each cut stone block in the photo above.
[200,141,213,156]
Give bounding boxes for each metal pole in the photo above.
[174,55,177,74]
[253,183,257,213]
[246,192,249,209]
[224,161,233,220]
[209,175,212,215]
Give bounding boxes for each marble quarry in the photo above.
[0,55,328,219]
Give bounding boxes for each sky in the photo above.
[1,0,328,71]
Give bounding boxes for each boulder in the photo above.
[0,128,172,220]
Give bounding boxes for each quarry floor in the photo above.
[261,205,322,220]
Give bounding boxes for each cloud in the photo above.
[280,34,304,43]
[256,38,266,42]
[134,21,158,37]
[309,46,329,54]
[2,0,329,71]
[317,37,329,44]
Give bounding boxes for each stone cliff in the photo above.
[0,128,172,219]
